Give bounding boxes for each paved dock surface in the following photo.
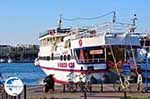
[0,84,149,99]
[24,84,149,99]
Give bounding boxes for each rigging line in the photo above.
[62,11,114,21]
[128,36,139,75]
[109,45,121,76]
[109,44,125,88]
[143,37,146,47]
[115,22,131,26]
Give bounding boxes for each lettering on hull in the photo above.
[58,62,75,68]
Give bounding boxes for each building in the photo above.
[0,44,39,62]
[0,45,10,59]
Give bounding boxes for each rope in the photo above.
[108,44,128,89]
[108,45,121,76]
[62,11,114,21]
[128,36,139,75]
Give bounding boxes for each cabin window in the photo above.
[140,39,150,46]
[47,56,50,60]
[67,55,71,61]
[106,47,124,62]
[51,53,54,60]
[60,55,63,61]
[69,41,71,47]
[61,37,64,42]
[50,37,52,42]
[74,46,105,64]
[64,55,66,61]
[39,56,50,60]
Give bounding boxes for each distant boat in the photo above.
[0,59,6,63]
[8,58,13,63]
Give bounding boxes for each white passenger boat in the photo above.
[35,13,146,84]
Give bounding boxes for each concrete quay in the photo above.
[24,84,150,99]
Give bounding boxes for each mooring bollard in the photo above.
[63,84,66,92]
[101,82,103,92]
[137,83,140,91]
[124,91,127,99]
[24,85,26,99]
[18,94,21,99]
[5,92,8,99]
[84,88,87,99]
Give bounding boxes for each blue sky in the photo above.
[0,0,150,45]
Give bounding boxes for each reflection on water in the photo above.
[0,63,46,85]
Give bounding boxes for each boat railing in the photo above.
[77,58,105,63]
[75,32,96,38]
[39,31,49,38]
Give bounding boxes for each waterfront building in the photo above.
[0,44,39,63]
[0,45,10,59]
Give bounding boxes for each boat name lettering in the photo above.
[57,62,75,68]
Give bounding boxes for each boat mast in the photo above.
[129,14,137,33]
[58,15,62,30]
[112,11,116,23]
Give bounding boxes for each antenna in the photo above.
[129,14,137,33]
[112,11,116,23]
[58,15,62,29]
[132,14,137,27]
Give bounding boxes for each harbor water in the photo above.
[0,63,150,86]
[0,63,46,85]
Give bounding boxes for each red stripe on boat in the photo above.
[39,66,108,73]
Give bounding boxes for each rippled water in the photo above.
[0,63,46,85]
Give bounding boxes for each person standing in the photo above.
[43,74,55,92]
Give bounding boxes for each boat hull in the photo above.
[39,65,108,84]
